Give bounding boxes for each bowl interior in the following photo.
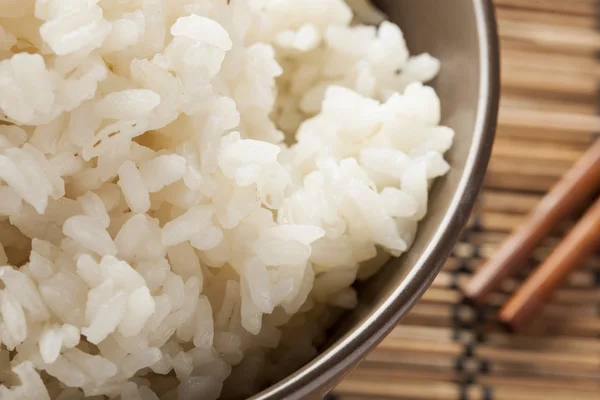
[251,1,498,398]
[346,0,491,329]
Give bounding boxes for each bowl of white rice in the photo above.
[0,0,498,399]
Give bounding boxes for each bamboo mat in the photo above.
[331,2,600,399]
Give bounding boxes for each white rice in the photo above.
[0,0,453,399]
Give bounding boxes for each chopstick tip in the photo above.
[461,285,489,307]
[497,317,517,334]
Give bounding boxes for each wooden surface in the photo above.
[331,1,600,399]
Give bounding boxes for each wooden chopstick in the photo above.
[463,139,600,305]
[498,196,600,332]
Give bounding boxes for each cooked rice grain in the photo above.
[0,0,452,399]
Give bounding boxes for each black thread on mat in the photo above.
[464,341,475,358]
[475,330,486,343]
[450,267,464,341]
[459,383,469,400]
[457,208,491,392]
[324,393,340,400]
[455,356,465,372]
[458,261,472,275]
[472,244,481,259]
[464,373,476,385]
[594,269,600,288]
[459,228,472,243]
[452,296,486,386]
[450,271,461,290]
[452,303,472,331]
[471,215,483,232]
[475,306,487,325]
[594,269,600,286]
[452,326,460,341]
[451,219,485,394]
[483,386,494,400]
[479,359,491,374]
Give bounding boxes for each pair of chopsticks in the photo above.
[464,139,600,332]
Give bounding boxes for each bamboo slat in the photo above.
[495,8,598,29]
[494,0,599,19]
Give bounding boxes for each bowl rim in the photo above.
[251,2,500,399]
